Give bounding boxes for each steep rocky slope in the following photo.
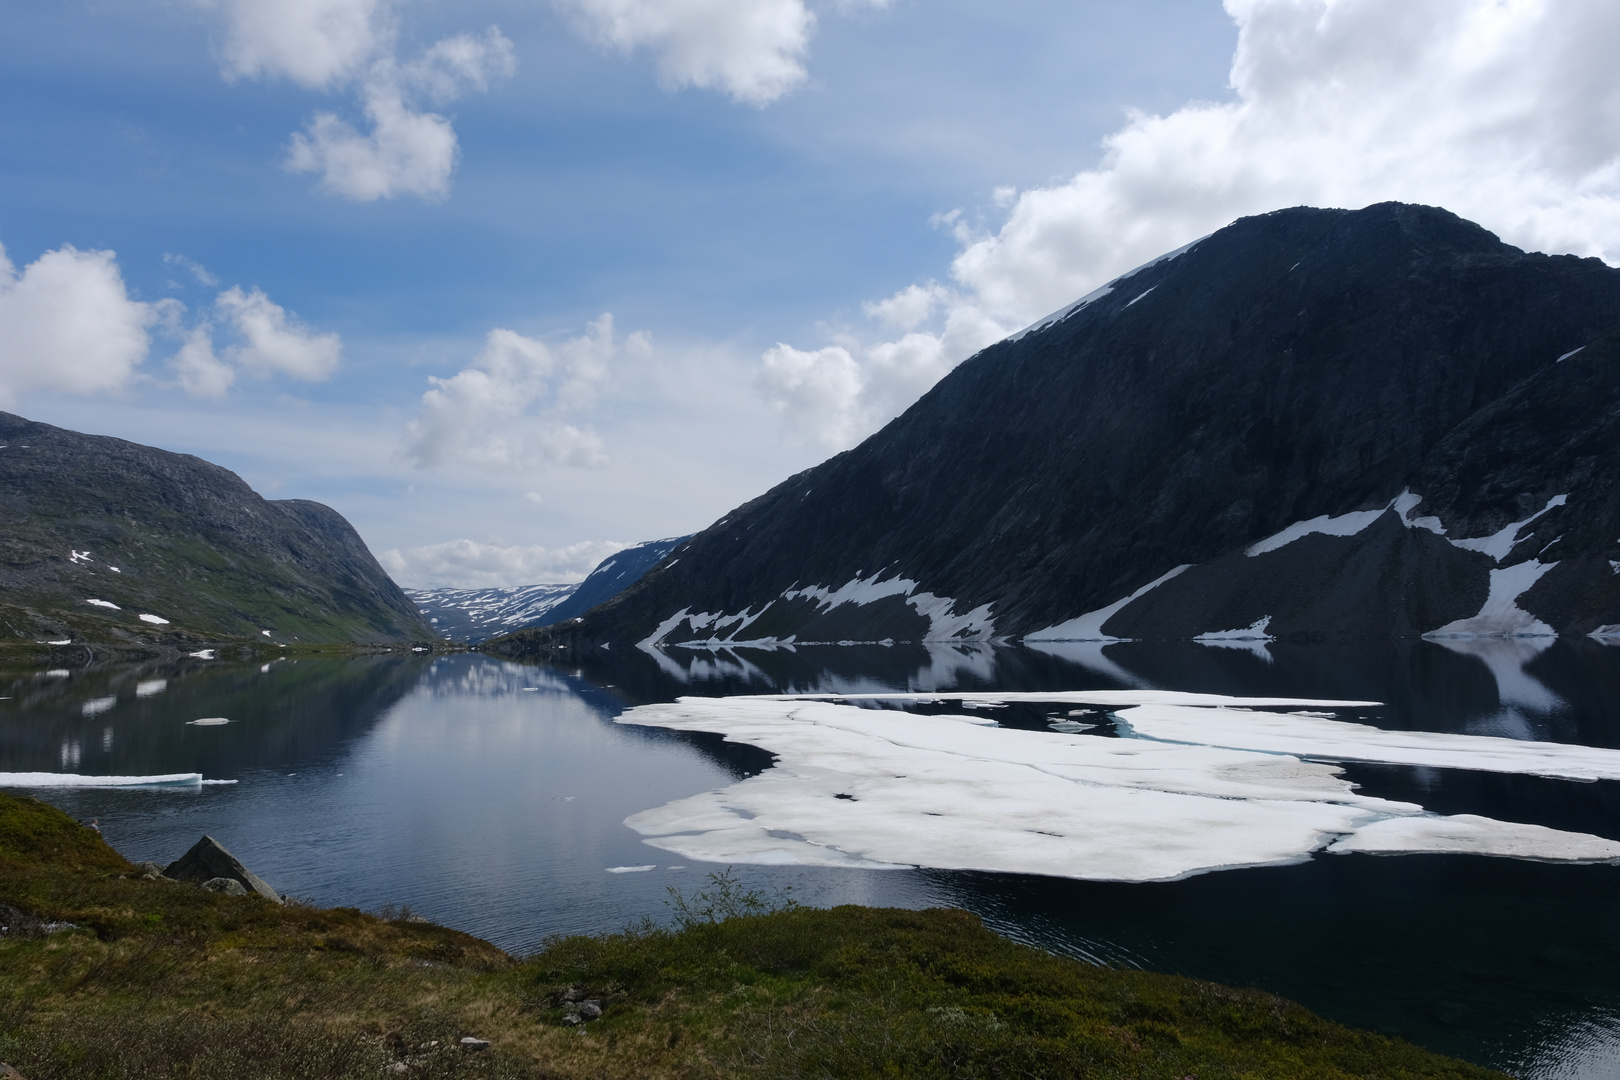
[0,413,432,645]
[493,203,1620,653]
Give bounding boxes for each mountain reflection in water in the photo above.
[4,636,1620,1077]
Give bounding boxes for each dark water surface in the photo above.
[5,637,1620,1077]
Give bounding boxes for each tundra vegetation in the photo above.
[0,790,1501,1079]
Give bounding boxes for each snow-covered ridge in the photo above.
[638,573,997,650]
[615,691,1620,883]
[408,583,578,643]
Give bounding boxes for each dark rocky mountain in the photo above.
[491,203,1620,655]
[408,536,688,644]
[0,413,432,645]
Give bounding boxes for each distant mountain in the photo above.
[0,413,433,645]
[408,583,578,644]
[490,203,1620,654]
[407,536,688,643]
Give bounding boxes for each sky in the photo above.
[2,0,1619,589]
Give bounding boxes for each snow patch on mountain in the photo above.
[641,573,997,649]
[1246,490,1443,557]
[1426,559,1557,638]
[1194,616,1275,660]
[1009,237,1204,342]
[1024,565,1191,642]
[1449,494,1567,563]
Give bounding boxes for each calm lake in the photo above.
[6,637,1620,1078]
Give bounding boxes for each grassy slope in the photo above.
[0,791,1504,1080]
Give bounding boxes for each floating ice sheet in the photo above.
[1116,702,1620,781]
[0,772,236,788]
[615,693,1620,883]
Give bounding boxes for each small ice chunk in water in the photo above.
[85,599,120,610]
[606,865,656,873]
[81,697,116,717]
[187,717,230,726]
[139,613,170,625]
[188,649,216,660]
[135,679,167,697]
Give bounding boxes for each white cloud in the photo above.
[285,27,514,201]
[172,325,235,398]
[765,0,1620,451]
[215,286,342,380]
[0,242,157,406]
[162,253,219,287]
[207,0,391,89]
[379,537,627,589]
[557,0,815,105]
[403,28,517,103]
[402,314,640,471]
[286,80,461,201]
[199,1,512,201]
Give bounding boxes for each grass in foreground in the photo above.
[0,791,1504,1079]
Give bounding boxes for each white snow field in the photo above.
[615,691,1620,882]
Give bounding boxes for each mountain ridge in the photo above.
[488,203,1620,655]
[0,412,432,645]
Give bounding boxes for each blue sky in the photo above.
[3,1,1618,587]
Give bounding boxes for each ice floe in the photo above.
[1325,814,1620,861]
[616,691,1620,882]
[188,649,216,660]
[81,697,116,717]
[0,772,236,788]
[187,717,230,726]
[85,599,120,610]
[1115,703,1620,781]
[605,865,656,873]
[138,613,169,625]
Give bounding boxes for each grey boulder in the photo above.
[164,836,281,902]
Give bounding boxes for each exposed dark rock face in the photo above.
[490,203,1620,654]
[164,835,281,901]
[0,413,432,644]
[408,536,689,644]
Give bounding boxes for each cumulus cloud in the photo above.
[198,1,512,201]
[0,238,341,405]
[403,314,645,471]
[172,325,235,398]
[557,0,815,105]
[379,537,628,589]
[208,0,390,89]
[285,28,514,201]
[214,286,342,380]
[764,0,1620,450]
[0,242,157,405]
